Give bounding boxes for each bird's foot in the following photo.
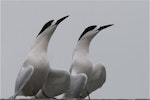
[88,95,91,100]
[86,90,91,100]
[32,89,38,99]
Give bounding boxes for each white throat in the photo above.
[30,28,55,56]
[73,38,92,58]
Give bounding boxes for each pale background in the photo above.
[1,0,149,99]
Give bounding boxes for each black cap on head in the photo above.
[98,24,114,31]
[78,25,97,41]
[37,20,54,37]
[55,15,69,25]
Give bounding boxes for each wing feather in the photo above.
[14,65,34,97]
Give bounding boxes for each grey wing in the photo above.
[80,64,106,98]
[37,70,70,98]
[63,73,87,98]
[88,64,106,94]
[14,65,34,97]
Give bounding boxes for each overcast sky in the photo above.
[1,0,149,99]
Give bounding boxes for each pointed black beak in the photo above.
[98,24,114,31]
[55,15,69,25]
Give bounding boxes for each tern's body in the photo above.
[20,49,49,96]
[11,16,69,99]
[65,24,113,99]
[30,16,70,99]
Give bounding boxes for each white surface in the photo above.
[1,0,149,99]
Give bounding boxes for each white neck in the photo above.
[30,29,54,55]
[73,38,92,57]
[72,38,93,76]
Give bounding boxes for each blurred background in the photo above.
[1,0,149,99]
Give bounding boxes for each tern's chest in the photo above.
[73,55,92,67]
[73,56,93,76]
[25,54,49,68]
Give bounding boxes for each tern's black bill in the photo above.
[98,24,114,31]
[55,15,69,25]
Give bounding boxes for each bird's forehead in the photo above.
[94,26,99,30]
[51,21,56,25]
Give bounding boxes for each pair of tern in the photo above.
[10,15,113,99]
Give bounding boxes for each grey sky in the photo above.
[1,0,149,99]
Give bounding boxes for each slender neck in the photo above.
[74,38,92,56]
[74,31,98,57]
[30,30,53,54]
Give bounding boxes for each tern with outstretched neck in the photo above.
[66,24,113,99]
[10,16,69,99]
[33,16,70,99]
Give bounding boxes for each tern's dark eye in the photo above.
[78,25,97,41]
[37,20,54,37]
